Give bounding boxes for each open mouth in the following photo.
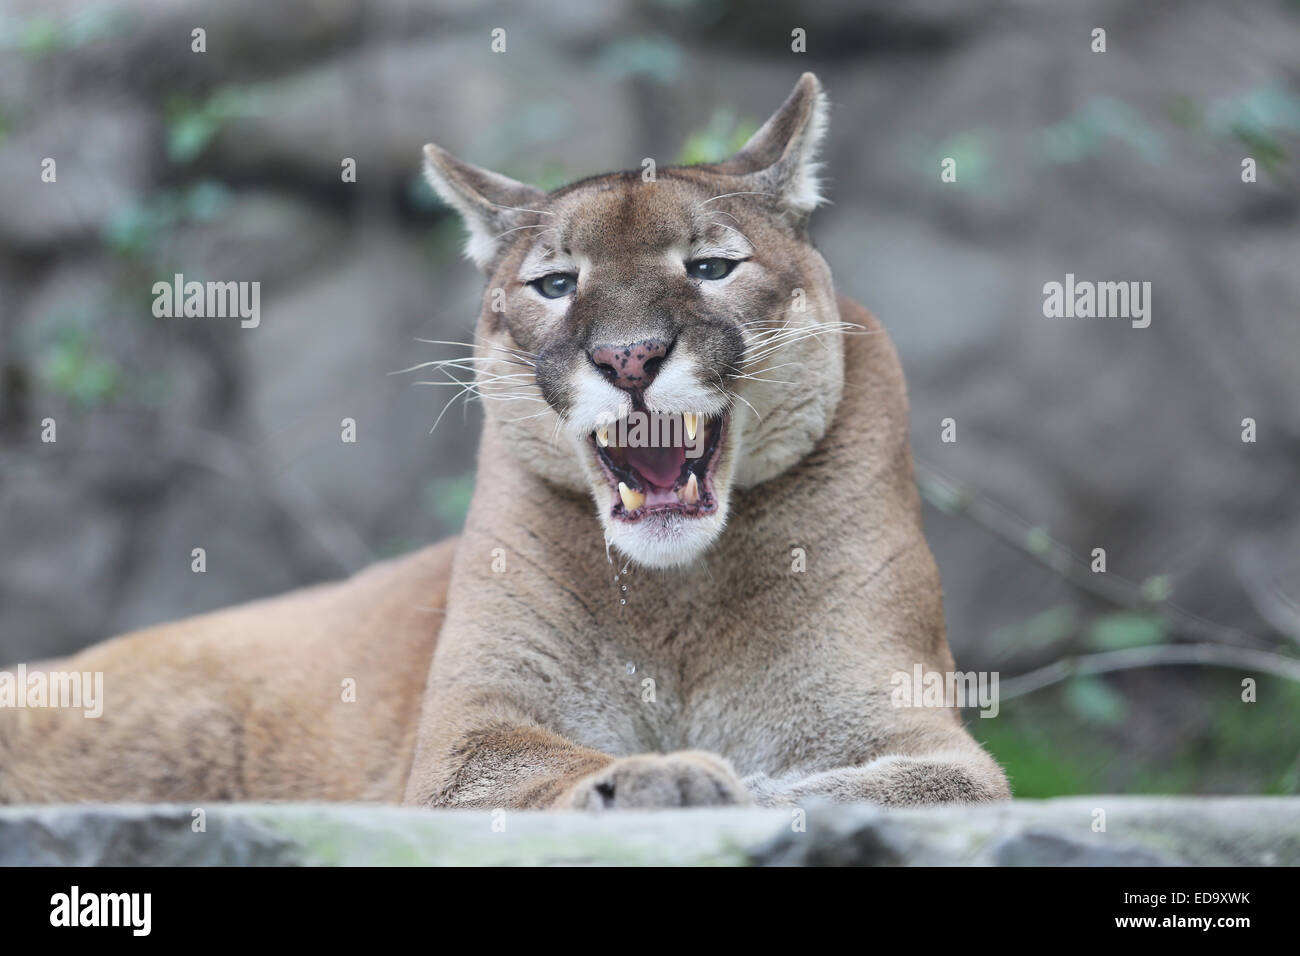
[591,412,727,521]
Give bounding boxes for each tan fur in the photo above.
[403,298,1009,809]
[2,74,1009,810]
[0,540,455,803]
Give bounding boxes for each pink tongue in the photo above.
[624,444,686,489]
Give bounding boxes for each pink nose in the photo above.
[589,339,670,391]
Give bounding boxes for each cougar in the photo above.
[1,74,1010,811]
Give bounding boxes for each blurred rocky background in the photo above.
[1,0,1298,796]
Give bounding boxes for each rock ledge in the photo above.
[1,797,1295,866]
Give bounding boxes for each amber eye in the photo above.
[533,273,577,298]
[686,258,740,280]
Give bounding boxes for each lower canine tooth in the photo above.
[618,481,645,511]
[683,412,698,441]
[681,472,699,505]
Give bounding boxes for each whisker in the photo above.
[414,337,539,360]
[499,408,559,424]
[484,200,554,217]
[708,220,755,248]
[697,190,776,207]
[728,387,762,421]
[391,357,535,376]
[741,321,871,366]
[493,222,553,241]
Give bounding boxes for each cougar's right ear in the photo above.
[422,144,548,271]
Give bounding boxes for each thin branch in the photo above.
[914,457,1271,651]
[995,642,1300,701]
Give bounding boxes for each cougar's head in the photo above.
[422,73,845,568]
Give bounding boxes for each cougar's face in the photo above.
[473,172,843,569]
[423,73,838,567]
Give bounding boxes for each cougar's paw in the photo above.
[562,751,751,810]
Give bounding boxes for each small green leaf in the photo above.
[38,327,121,408]
[167,112,220,164]
[1139,574,1174,603]
[678,109,758,165]
[931,130,992,186]
[1025,525,1053,556]
[1085,611,1167,650]
[916,473,966,515]
[1064,675,1127,726]
[1023,604,1079,649]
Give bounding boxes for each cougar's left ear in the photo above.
[422,143,548,271]
[713,72,829,218]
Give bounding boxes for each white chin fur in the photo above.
[598,503,729,569]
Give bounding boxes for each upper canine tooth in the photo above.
[618,481,645,512]
[596,425,609,447]
[683,412,698,441]
[681,472,699,505]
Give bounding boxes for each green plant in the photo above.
[678,109,758,165]
[101,180,232,259]
[36,323,121,409]
[164,88,262,165]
